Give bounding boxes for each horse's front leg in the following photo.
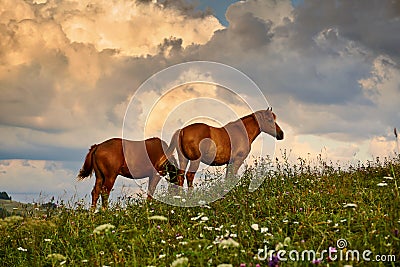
[225,158,245,179]
[147,173,161,200]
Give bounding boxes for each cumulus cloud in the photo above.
[1,0,399,199]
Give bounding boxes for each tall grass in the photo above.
[1,155,399,266]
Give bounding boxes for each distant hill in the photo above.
[0,191,11,200]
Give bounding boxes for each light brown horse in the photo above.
[77,138,178,208]
[157,108,284,187]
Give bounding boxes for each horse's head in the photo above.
[255,108,284,140]
[158,155,180,184]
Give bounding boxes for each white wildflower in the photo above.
[148,215,168,221]
[219,238,239,248]
[377,182,388,187]
[383,176,393,180]
[201,216,209,221]
[159,254,166,259]
[46,253,66,261]
[251,223,259,231]
[343,203,358,208]
[260,227,268,233]
[217,264,233,267]
[93,223,115,234]
[170,257,189,267]
[17,247,27,252]
[190,213,204,221]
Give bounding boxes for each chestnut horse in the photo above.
[77,138,178,208]
[157,108,284,187]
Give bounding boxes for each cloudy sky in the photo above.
[1,0,399,203]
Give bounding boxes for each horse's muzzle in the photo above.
[276,131,284,140]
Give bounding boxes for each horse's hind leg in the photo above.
[91,169,103,209]
[177,149,188,187]
[187,159,200,187]
[101,174,117,209]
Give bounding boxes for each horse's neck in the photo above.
[242,115,261,144]
[224,114,260,144]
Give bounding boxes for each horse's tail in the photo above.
[155,130,180,170]
[77,144,98,181]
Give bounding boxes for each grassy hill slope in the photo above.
[1,156,399,266]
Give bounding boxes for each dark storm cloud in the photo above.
[283,0,400,62]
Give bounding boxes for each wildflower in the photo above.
[268,255,279,267]
[46,253,66,261]
[159,254,166,259]
[17,247,27,252]
[81,259,88,263]
[251,223,259,231]
[201,216,209,221]
[261,227,268,233]
[383,176,393,180]
[148,215,168,221]
[311,259,321,264]
[216,264,233,267]
[219,238,240,248]
[377,182,388,187]
[170,257,189,267]
[343,203,357,208]
[176,235,183,240]
[240,264,246,267]
[93,223,115,234]
[191,213,204,221]
[4,215,24,224]
[44,239,51,242]
[215,225,224,231]
[283,237,291,246]
[275,242,284,250]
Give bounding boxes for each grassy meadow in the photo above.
[1,155,399,266]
